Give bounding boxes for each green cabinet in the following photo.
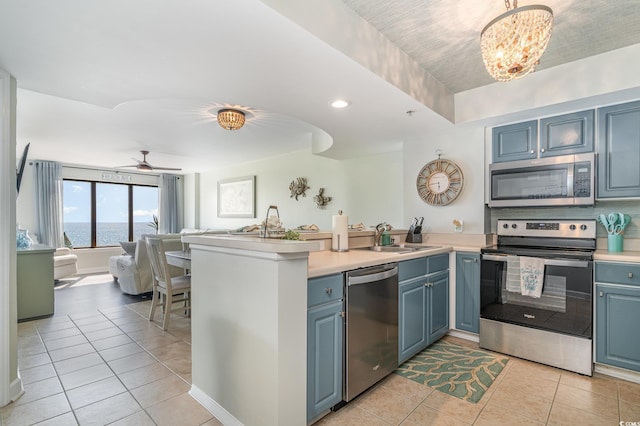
[398,254,449,364]
[17,245,55,321]
[597,100,640,198]
[307,274,343,423]
[595,262,640,372]
[455,252,480,334]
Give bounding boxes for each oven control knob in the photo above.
[570,224,576,230]
[580,224,587,231]
[511,224,517,229]
[503,223,509,229]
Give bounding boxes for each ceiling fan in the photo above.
[119,150,182,171]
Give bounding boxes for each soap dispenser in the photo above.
[381,224,392,246]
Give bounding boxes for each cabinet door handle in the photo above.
[628,272,634,279]
[424,282,432,287]
[599,291,603,297]
[474,258,478,263]
[325,287,332,295]
[540,148,545,153]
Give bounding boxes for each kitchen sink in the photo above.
[356,244,441,253]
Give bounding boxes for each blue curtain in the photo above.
[158,174,183,234]
[34,160,63,247]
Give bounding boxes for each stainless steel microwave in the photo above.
[489,153,595,207]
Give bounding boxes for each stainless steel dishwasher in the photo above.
[344,262,398,401]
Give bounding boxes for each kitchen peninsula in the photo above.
[181,233,453,426]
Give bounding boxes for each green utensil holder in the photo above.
[607,234,623,252]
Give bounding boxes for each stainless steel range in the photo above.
[480,219,596,376]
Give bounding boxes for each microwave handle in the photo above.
[567,163,574,197]
[481,254,589,268]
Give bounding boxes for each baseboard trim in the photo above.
[9,374,24,404]
[594,363,640,384]
[76,267,109,275]
[447,329,479,343]
[189,384,242,426]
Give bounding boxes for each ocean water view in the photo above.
[64,222,158,247]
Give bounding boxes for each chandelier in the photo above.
[480,0,553,81]
[217,109,246,130]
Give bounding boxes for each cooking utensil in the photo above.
[598,214,609,228]
[599,212,631,235]
[607,223,623,235]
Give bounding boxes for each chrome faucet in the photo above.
[263,205,280,238]
[374,222,386,246]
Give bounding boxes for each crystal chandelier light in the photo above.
[481,0,553,81]
[217,109,246,130]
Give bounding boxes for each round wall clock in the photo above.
[416,157,464,206]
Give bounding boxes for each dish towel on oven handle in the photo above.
[506,256,521,293]
[520,256,545,298]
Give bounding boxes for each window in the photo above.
[63,180,159,248]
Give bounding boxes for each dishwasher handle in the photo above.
[348,265,398,286]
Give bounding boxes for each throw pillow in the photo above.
[120,241,137,257]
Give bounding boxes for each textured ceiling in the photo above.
[342,0,640,93]
[1,1,640,173]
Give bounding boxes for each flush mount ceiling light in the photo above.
[330,99,351,109]
[481,0,553,82]
[217,108,246,130]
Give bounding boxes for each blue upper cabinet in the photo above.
[597,100,640,199]
[540,110,594,158]
[492,111,595,163]
[492,120,538,163]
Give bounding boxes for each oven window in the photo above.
[481,259,592,338]
[491,167,568,200]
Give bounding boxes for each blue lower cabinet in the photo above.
[426,271,449,344]
[307,274,344,423]
[398,257,450,365]
[399,276,427,364]
[455,252,480,333]
[595,283,640,372]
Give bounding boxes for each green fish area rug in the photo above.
[395,340,509,403]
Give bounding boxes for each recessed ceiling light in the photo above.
[330,99,351,109]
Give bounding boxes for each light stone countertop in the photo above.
[182,233,322,253]
[594,249,640,263]
[308,246,453,278]
[182,232,489,278]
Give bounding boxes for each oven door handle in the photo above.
[481,254,589,268]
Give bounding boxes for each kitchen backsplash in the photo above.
[490,200,640,239]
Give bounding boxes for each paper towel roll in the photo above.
[332,212,349,252]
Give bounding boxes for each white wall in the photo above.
[197,149,405,231]
[403,125,487,234]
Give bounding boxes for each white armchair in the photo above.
[54,247,78,280]
[109,234,183,295]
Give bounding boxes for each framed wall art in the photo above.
[217,175,256,218]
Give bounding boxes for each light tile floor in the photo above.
[3,276,640,425]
